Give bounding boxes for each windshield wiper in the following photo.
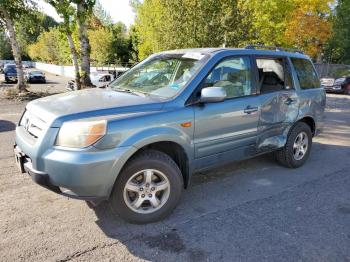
[115,88,148,97]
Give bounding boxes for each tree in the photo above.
[47,0,81,89]
[88,27,113,65]
[133,0,244,59]
[284,0,332,61]
[28,28,70,64]
[15,12,58,60]
[133,0,333,60]
[72,0,95,88]
[93,0,113,26]
[0,0,35,92]
[0,30,13,60]
[324,0,350,64]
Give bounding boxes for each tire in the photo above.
[275,122,312,168]
[109,150,183,224]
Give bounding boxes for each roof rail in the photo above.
[245,45,304,54]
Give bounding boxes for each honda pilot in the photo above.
[14,47,325,224]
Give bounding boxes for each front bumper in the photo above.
[23,158,106,202]
[14,135,137,202]
[6,76,17,82]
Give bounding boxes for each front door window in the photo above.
[203,57,252,98]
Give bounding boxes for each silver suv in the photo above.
[14,47,326,223]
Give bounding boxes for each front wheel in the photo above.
[275,122,312,168]
[109,150,183,224]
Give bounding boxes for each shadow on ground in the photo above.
[91,141,350,261]
[0,120,16,132]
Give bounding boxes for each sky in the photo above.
[36,0,136,27]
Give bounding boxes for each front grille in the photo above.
[20,110,46,139]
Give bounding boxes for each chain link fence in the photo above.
[315,63,350,78]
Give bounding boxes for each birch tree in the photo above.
[72,0,95,88]
[0,0,33,92]
[47,0,81,90]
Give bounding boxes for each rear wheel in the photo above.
[275,122,312,168]
[109,150,183,224]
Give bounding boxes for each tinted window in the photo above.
[291,58,320,89]
[5,66,16,73]
[203,57,252,99]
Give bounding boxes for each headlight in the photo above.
[55,120,107,148]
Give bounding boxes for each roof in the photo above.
[159,47,309,59]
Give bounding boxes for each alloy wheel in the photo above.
[293,131,309,161]
[123,169,170,214]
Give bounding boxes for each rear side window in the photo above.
[256,58,293,93]
[291,58,320,89]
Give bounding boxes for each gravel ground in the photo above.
[0,69,70,95]
[0,91,349,262]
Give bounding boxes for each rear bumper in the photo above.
[28,77,45,82]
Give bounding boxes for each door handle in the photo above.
[284,98,297,105]
[244,106,258,114]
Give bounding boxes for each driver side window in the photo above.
[204,57,252,99]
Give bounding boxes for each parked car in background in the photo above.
[321,76,350,94]
[14,47,325,224]
[90,72,115,88]
[25,71,46,83]
[4,64,17,83]
[66,72,116,91]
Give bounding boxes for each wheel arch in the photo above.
[131,141,191,188]
[298,116,316,136]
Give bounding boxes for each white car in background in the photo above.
[66,72,120,91]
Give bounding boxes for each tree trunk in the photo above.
[76,2,92,88]
[66,33,81,90]
[3,12,26,92]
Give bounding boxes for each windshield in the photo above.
[5,66,16,73]
[109,53,207,98]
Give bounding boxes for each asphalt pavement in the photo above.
[0,92,349,262]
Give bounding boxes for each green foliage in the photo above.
[133,0,334,60]
[28,27,71,64]
[88,22,133,65]
[324,0,350,64]
[0,0,35,22]
[88,27,113,65]
[28,21,132,65]
[15,12,58,59]
[0,30,13,59]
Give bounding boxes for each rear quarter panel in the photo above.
[296,88,326,133]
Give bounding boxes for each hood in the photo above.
[26,88,164,127]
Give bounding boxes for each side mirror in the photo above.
[200,86,227,103]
